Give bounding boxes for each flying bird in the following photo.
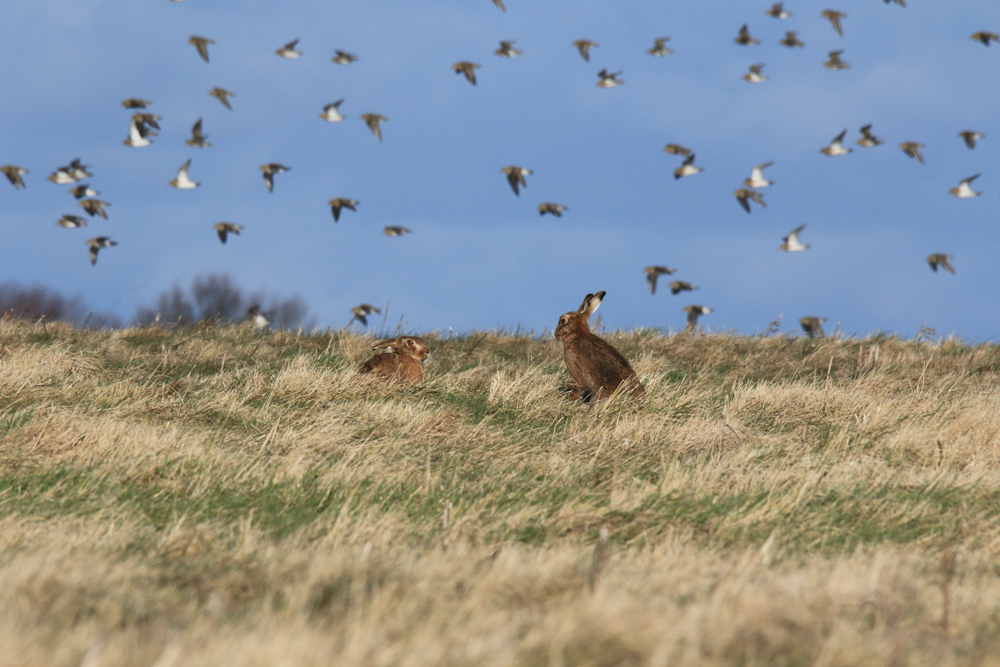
[121,98,151,109]
[644,266,676,294]
[260,163,291,193]
[56,215,87,229]
[767,2,791,18]
[70,184,99,199]
[383,226,412,237]
[743,63,767,82]
[361,113,387,141]
[734,24,760,45]
[189,36,215,62]
[821,10,846,36]
[821,129,852,156]
[48,160,89,184]
[79,199,110,219]
[538,203,568,217]
[275,39,302,58]
[927,254,955,274]
[320,100,345,122]
[780,31,805,48]
[492,0,505,11]
[186,118,211,148]
[683,305,712,328]
[883,0,905,6]
[213,222,243,244]
[779,224,809,252]
[331,50,359,64]
[949,173,981,199]
[664,144,692,157]
[453,61,481,85]
[329,198,359,222]
[824,50,849,70]
[674,154,703,179]
[648,37,672,56]
[669,281,698,295]
[501,165,532,195]
[971,32,1000,47]
[495,41,522,58]
[169,159,199,189]
[734,188,766,213]
[597,69,623,87]
[799,317,827,338]
[1,165,27,189]
[573,40,598,61]
[123,114,156,147]
[349,304,381,326]
[899,141,925,164]
[959,130,984,149]
[87,237,117,265]
[743,162,774,188]
[209,87,235,110]
[857,124,883,147]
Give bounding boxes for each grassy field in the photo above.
[3,319,1000,667]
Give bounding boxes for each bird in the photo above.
[883,0,905,5]
[734,25,760,45]
[1,165,27,189]
[674,154,703,179]
[275,39,302,58]
[56,215,87,229]
[683,305,712,328]
[186,118,211,148]
[66,159,91,181]
[857,124,883,147]
[123,115,152,147]
[734,188,766,213]
[213,222,243,244]
[743,162,774,188]
[799,317,827,338]
[959,130,984,149]
[169,159,199,189]
[453,61,481,85]
[501,165,532,195]
[596,69,623,88]
[573,40,598,61]
[780,31,805,48]
[927,254,955,274]
[821,129,852,156]
[899,141,925,164]
[331,50,359,64]
[189,36,215,62]
[121,98,152,109]
[538,203,568,217]
[971,32,1000,47]
[319,100,345,122]
[669,281,698,295]
[821,10,847,36]
[87,237,117,265]
[824,50,849,70]
[383,226,412,237]
[644,266,676,294]
[209,87,235,110]
[495,41,522,58]
[743,64,768,82]
[648,37,672,56]
[349,304,381,326]
[260,163,291,193]
[492,0,505,11]
[779,224,809,252]
[79,199,110,219]
[949,174,981,199]
[69,184,99,199]
[361,113,387,141]
[329,198,359,222]
[664,144,692,158]
[767,2,791,18]
[247,305,270,328]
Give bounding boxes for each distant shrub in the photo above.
[0,282,89,323]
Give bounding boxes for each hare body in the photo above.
[359,336,430,384]
[555,291,644,401]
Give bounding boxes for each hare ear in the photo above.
[577,293,595,314]
[586,291,605,315]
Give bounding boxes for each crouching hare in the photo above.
[359,336,430,384]
[555,291,645,401]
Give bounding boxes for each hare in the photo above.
[359,336,430,384]
[555,291,645,401]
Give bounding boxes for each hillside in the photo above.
[2,320,1000,666]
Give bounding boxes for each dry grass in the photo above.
[3,319,1000,666]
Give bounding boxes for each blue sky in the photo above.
[1,0,999,338]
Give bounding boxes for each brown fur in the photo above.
[358,336,430,385]
[554,291,645,401]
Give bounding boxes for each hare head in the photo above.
[371,336,430,362]
[555,291,604,342]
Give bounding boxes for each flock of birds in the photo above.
[0,0,994,335]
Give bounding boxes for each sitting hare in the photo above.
[555,291,645,401]
[359,336,430,384]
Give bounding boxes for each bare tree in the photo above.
[0,282,89,323]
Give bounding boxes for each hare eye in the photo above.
[559,317,567,324]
